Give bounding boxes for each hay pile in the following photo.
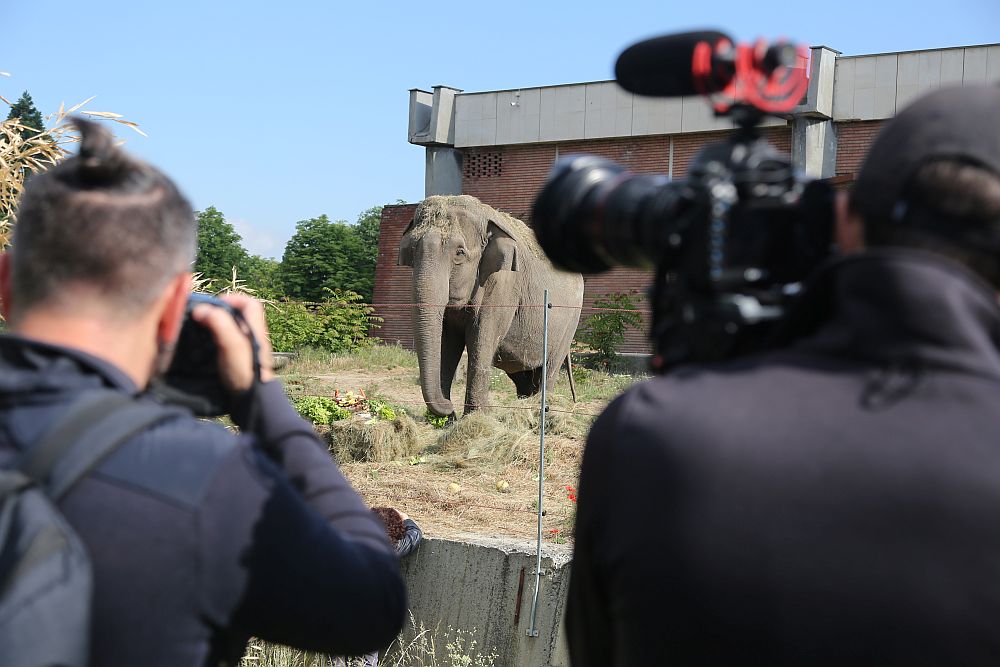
[322,394,593,469]
[433,397,593,467]
[327,413,420,463]
[435,412,537,466]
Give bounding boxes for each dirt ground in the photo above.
[278,349,641,543]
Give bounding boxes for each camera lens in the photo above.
[532,155,692,273]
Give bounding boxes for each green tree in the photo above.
[194,206,248,285]
[5,91,45,141]
[355,204,383,270]
[351,204,387,302]
[279,214,371,301]
[265,289,379,352]
[242,254,282,298]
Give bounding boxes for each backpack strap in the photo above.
[16,390,182,501]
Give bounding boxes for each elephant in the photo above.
[398,195,585,418]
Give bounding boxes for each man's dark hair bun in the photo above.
[70,116,132,186]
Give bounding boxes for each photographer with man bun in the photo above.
[567,84,1000,666]
[0,120,405,665]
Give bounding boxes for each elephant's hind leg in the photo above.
[508,368,543,398]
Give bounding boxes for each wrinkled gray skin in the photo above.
[399,195,584,418]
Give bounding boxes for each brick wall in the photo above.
[374,124,857,354]
[373,203,418,347]
[461,127,792,353]
[460,127,792,222]
[834,120,886,179]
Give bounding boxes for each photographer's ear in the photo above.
[836,190,866,254]
[157,272,193,346]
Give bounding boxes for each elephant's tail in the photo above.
[564,354,578,403]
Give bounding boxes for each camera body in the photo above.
[531,31,834,369]
[154,293,260,417]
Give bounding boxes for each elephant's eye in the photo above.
[456,248,467,257]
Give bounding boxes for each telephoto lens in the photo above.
[531,155,697,274]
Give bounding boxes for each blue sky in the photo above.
[4,1,998,258]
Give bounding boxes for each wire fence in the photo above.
[276,291,648,635]
[355,488,573,519]
[284,391,605,419]
[266,298,648,314]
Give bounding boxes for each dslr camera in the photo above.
[532,30,834,370]
[153,293,262,417]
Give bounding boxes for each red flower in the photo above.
[568,493,577,502]
[549,529,560,534]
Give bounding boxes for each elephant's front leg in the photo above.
[464,274,518,415]
[439,324,466,406]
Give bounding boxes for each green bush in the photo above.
[267,302,321,352]
[266,289,382,353]
[571,363,593,384]
[575,292,644,366]
[314,289,382,353]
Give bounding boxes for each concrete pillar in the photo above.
[792,117,837,178]
[425,146,463,196]
[429,85,461,145]
[791,46,840,179]
[410,85,464,197]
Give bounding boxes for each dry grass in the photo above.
[383,613,497,667]
[241,613,497,667]
[240,639,328,666]
[277,343,644,541]
[283,345,418,377]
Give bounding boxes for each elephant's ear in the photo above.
[479,220,519,283]
[397,217,416,266]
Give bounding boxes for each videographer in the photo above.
[0,120,405,665]
[567,84,1000,666]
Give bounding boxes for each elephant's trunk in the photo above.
[412,264,454,417]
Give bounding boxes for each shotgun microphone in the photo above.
[614,30,733,97]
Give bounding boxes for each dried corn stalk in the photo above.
[0,84,145,248]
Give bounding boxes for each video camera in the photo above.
[532,30,834,370]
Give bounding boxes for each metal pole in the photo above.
[528,289,549,638]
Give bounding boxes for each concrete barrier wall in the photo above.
[397,533,573,667]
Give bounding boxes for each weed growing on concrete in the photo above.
[240,638,327,666]
[241,613,498,667]
[383,613,497,667]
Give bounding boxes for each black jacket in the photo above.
[0,336,407,666]
[567,249,1000,666]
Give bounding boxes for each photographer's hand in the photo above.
[191,293,275,393]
